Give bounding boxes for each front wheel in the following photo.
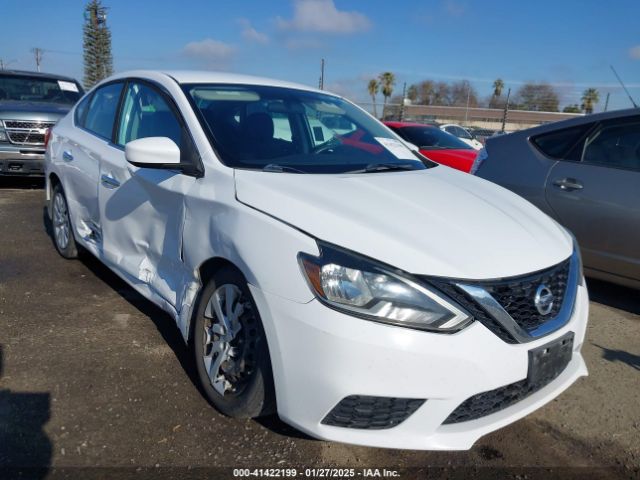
[192,267,276,418]
[51,183,78,259]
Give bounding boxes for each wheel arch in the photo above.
[47,172,62,215]
[184,256,250,344]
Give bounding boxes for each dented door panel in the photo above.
[98,148,195,308]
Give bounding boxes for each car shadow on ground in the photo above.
[0,346,52,479]
[0,177,44,189]
[586,277,640,315]
[591,344,640,372]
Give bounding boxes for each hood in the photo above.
[234,166,573,280]
[0,101,71,120]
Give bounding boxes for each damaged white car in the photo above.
[45,70,588,450]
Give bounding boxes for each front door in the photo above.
[98,80,198,307]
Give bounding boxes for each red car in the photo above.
[384,121,478,173]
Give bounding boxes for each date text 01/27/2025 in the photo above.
[233,468,400,478]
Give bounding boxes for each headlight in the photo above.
[0,130,7,142]
[298,242,472,332]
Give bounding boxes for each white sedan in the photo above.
[45,70,588,450]
[440,123,484,150]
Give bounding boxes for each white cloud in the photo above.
[183,38,236,67]
[276,0,371,34]
[630,45,640,60]
[239,19,269,44]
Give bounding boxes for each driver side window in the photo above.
[116,81,198,164]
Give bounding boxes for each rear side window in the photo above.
[74,94,91,127]
[531,124,592,159]
[84,82,124,140]
[582,119,640,171]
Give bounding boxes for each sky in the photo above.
[1,0,639,111]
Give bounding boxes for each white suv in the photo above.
[45,70,588,450]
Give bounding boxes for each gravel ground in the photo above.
[0,180,638,480]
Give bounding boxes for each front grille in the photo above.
[483,260,570,332]
[322,395,425,429]
[4,120,55,129]
[443,345,571,424]
[7,132,46,146]
[426,257,572,343]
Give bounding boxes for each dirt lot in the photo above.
[0,179,638,480]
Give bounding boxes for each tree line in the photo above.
[367,73,601,115]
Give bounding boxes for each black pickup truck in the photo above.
[0,70,84,176]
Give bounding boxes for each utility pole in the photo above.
[464,84,471,124]
[31,48,44,72]
[501,88,511,133]
[0,59,4,70]
[603,92,610,112]
[399,82,407,121]
[318,58,325,90]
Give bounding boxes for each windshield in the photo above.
[0,74,83,105]
[398,126,472,150]
[184,84,431,173]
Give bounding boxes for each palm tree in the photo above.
[492,78,504,98]
[491,78,504,107]
[581,88,600,114]
[378,72,395,119]
[367,78,379,118]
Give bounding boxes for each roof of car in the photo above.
[107,70,330,96]
[503,107,640,139]
[0,69,81,83]
[384,121,438,129]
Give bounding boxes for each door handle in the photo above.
[552,178,583,191]
[100,174,120,189]
[62,150,74,162]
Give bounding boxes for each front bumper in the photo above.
[0,149,45,176]
[250,283,589,450]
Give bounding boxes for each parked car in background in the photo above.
[466,127,498,145]
[385,121,478,172]
[440,123,483,150]
[46,70,588,450]
[0,70,84,176]
[474,108,640,289]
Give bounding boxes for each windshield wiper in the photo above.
[350,163,421,173]
[262,164,306,173]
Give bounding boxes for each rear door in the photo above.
[98,79,199,307]
[57,82,124,246]
[545,116,640,281]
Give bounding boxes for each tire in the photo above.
[192,266,276,418]
[50,183,78,259]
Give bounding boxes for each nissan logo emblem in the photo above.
[534,284,554,316]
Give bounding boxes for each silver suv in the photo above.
[0,70,84,176]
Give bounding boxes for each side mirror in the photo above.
[125,137,181,168]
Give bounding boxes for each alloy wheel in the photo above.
[53,192,70,250]
[202,284,259,396]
